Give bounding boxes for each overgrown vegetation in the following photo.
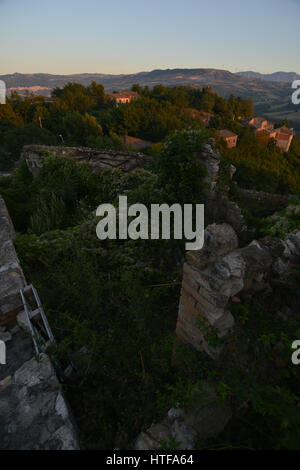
[260,202,300,238]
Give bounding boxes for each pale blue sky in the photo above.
[0,0,299,75]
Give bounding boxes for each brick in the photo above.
[184,262,211,290]
[180,291,199,315]
[182,280,202,304]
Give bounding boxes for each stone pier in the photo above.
[176,223,300,358]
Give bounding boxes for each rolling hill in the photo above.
[237,71,300,83]
[1,68,299,131]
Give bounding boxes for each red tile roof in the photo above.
[217,130,237,138]
[107,91,139,100]
[123,135,153,150]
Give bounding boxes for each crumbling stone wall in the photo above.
[194,139,247,233]
[0,196,25,325]
[22,144,152,176]
[237,187,298,217]
[0,195,79,450]
[176,223,300,358]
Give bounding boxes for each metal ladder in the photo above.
[19,284,56,355]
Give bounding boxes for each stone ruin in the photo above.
[176,223,300,358]
[135,381,232,450]
[135,223,300,450]
[3,138,299,450]
[22,144,152,176]
[0,195,79,450]
[134,138,300,450]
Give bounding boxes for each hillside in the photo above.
[237,71,300,83]
[0,68,293,109]
[1,69,291,104]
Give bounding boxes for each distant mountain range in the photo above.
[1,68,299,132]
[236,71,300,83]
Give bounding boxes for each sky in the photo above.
[0,0,299,75]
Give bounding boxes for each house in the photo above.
[199,112,213,126]
[107,90,139,105]
[273,126,295,152]
[248,117,274,133]
[256,128,277,147]
[123,135,153,150]
[217,130,238,148]
[247,117,295,152]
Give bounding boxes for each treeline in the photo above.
[0,82,253,170]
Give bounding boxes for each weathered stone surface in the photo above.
[198,139,221,191]
[0,196,26,320]
[0,195,79,450]
[283,230,300,260]
[135,432,158,451]
[214,311,235,337]
[259,236,285,259]
[186,223,238,271]
[22,145,152,176]
[0,376,11,391]
[0,353,79,450]
[0,268,25,318]
[0,196,15,240]
[0,331,12,342]
[216,197,247,234]
[0,329,34,382]
[17,310,30,333]
[176,223,300,360]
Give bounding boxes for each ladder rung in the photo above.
[20,285,56,349]
[23,285,32,291]
[30,308,41,320]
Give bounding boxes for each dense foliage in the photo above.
[218,127,300,194]
[1,129,208,448]
[0,82,252,169]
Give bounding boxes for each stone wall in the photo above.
[22,144,152,176]
[176,223,300,358]
[193,139,247,233]
[0,195,80,450]
[0,196,25,325]
[176,224,238,357]
[237,187,298,217]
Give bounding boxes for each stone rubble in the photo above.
[176,223,300,358]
